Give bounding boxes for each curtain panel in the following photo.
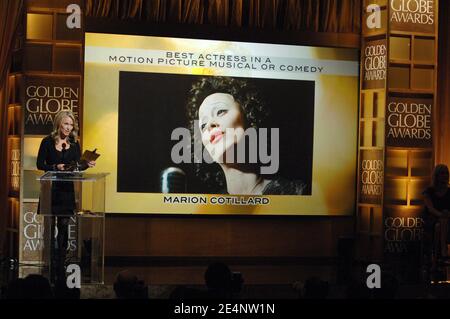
[85,0,361,33]
[437,0,450,166]
[0,0,24,256]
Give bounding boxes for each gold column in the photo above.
[358,0,438,282]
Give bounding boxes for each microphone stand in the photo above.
[61,142,67,169]
[51,141,67,283]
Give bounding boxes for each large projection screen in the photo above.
[84,32,359,215]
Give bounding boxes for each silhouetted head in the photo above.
[303,276,329,299]
[169,285,206,299]
[432,164,449,188]
[3,278,26,299]
[346,280,372,299]
[54,280,81,299]
[204,262,233,295]
[373,272,398,299]
[113,270,147,299]
[23,274,53,299]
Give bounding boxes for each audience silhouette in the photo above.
[113,270,148,299]
[3,275,53,299]
[168,262,244,300]
[303,276,329,299]
[204,262,235,299]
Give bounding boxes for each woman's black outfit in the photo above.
[37,135,83,214]
[423,187,450,240]
[36,135,82,283]
[422,186,450,271]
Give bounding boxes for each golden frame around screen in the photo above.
[84,33,359,215]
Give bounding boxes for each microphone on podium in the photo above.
[160,167,186,193]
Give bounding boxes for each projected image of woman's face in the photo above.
[198,93,245,163]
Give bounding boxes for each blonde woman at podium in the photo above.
[36,110,96,283]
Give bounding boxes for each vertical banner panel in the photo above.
[382,0,437,283]
[363,39,387,90]
[386,97,433,147]
[359,150,384,205]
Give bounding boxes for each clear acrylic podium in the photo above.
[37,171,108,284]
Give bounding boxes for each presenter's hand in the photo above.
[56,164,65,171]
[87,160,96,168]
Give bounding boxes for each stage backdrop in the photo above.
[83,32,358,215]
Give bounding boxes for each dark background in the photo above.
[117,71,314,194]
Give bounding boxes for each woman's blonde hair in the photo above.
[432,164,449,188]
[51,111,79,143]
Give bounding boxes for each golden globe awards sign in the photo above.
[359,150,384,205]
[362,39,387,89]
[386,97,432,147]
[21,204,78,263]
[390,0,435,33]
[22,204,44,262]
[384,210,424,254]
[24,76,80,135]
[8,138,20,195]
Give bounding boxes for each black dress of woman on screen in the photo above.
[187,76,306,195]
[423,164,450,260]
[36,110,95,282]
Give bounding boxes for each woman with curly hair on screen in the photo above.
[186,76,306,195]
